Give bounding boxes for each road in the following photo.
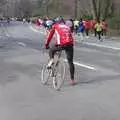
[0,21,120,120]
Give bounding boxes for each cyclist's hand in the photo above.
[45,44,50,49]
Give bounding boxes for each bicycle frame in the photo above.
[51,50,62,76]
[41,48,65,90]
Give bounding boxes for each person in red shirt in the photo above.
[84,20,91,38]
[45,16,75,85]
[91,19,97,36]
[36,19,41,26]
[35,18,41,29]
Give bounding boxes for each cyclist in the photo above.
[45,16,75,85]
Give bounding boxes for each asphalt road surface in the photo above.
[0,21,120,120]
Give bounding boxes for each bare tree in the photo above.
[91,0,112,20]
[14,0,33,18]
[0,0,7,16]
[92,0,100,20]
[74,0,78,18]
[0,0,6,6]
[37,0,53,16]
[33,0,119,19]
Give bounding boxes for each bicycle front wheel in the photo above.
[41,64,52,85]
[53,59,66,90]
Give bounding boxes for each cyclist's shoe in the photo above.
[70,80,76,85]
[47,59,54,69]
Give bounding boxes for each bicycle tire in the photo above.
[52,58,66,90]
[41,64,52,85]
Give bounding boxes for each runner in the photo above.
[84,19,91,38]
[91,19,97,36]
[77,18,85,41]
[73,19,79,34]
[95,20,103,40]
[101,19,108,37]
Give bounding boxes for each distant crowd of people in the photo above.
[35,16,108,41]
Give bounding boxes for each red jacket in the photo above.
[45,23,74,46]
[84,20,91,29]
[91,20,96,29]
[36,19,41,26]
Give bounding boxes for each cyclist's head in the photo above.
[45,19,55,30]
[54,16,64,24]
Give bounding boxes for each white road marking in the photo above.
[17,42,26,47]
[29,26,45,35]
[82,42,120,50]
[29,26,40,33]
[64,59,96,70]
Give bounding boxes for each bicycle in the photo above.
[41,49,66,90]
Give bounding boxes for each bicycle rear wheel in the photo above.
[52,59,66,90]
[41,64,52,85]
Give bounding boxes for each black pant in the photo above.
[49,44,75,80]
[70,26,74,33]
[85,29,89,36]
[96,31,102,40]
[101,29,107,36]
[94,29,97,36]
[74,25,79,34]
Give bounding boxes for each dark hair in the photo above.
[80,18,82,22]
[97,20,100,23]
[69,19,73,21]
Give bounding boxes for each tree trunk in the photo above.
[74,0,78,18]
[92,0,98,20]
[103,0,111,19]
[97,0,101,20]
